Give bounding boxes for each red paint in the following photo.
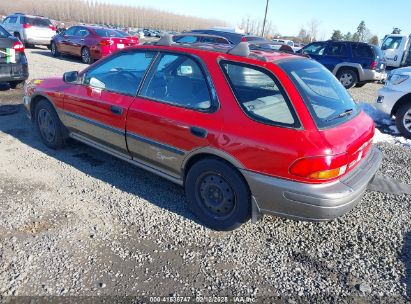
[27,44,376,184]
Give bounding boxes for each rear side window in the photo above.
[83,51,155,96]
[279,59,359,129]
[24,17,52,27]
[220,61,299,128]
[175,36,198,43]
[352,44,374,58]
[140,54,212,110]
[94,29,123,38]
[327,43,347,56]
[381,36,403,50]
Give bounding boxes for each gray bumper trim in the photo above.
[241,147,382,221]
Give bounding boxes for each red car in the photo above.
[50,26,139,64]
[24,37,381,230]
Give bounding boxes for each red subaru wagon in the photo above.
[23,37,381,230]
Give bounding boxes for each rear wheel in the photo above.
[50,41,60,57]
[35,100,65,149]
[185,158,251,231]
[81,47,93,64]
[9,81,25,89]
[395,103,411,139]
[337,69,358,89]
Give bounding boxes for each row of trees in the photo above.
[0,0,225,31]
[238,16,278,38]
[330,21,380,45]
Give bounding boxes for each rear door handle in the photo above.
[110,105,123,115]
[190,126,207,138]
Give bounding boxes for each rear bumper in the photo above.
[361,69,387,83]
[25,37,52,46]
[241,147,382,221]
[0,62,29,83]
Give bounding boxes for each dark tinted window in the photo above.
[279,59,359,129]
[303,42,326,55]
[84,51,155,96]
[352,43,374,58]
[94,29,123,38]
[24,17,52,27]
[174,36,198,43]
[327,43,347,56]
[244,36,265,42]
[0,25,10,38]
[141,54,211,110]
[220,61,299,127]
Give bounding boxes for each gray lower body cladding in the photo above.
[241,147,382,221]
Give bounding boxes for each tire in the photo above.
[337,69,358,89]
[9,81,25,89]
[50,41,60,57]
[185,158,251,231]
[81,47,93,64]
[395,103,411,139]
[355,83,366,88]
[34,100,65,149]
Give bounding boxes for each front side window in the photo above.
[83,51,155,96]
[279,59,359,129]
[8,17,17,24]
[76,28,89,37]
[303,42,326,55]
[220,61,299,127]
[381,37,403,50]
[175,36,198,43]
[327,43,347,57]
[64,27,78,36]
[140,54,212,110]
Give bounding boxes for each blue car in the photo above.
[299,40,387,88]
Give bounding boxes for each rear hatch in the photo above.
[0,29,23,64]
[279,59,375,179]
[22,17,56,40]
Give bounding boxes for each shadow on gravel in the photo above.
[401,231,411,300]
[1,107,200,225]
[30,50,85,64]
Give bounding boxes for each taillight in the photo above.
[23,23,32,29]
[370,60,378,70]
[241,37,247,42]
[99,39,114,46]
[49,25,57,31]
[289,153,349,180]
[12,41,25,53]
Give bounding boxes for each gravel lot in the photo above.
[0,47,410,302]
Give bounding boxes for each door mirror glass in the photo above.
[63,71,79,83]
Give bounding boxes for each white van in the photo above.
[381,34,411,68]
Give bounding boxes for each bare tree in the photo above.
[306,19,320,42]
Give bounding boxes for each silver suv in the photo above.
[2,13,56,47]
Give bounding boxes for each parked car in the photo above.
[190,29,266,45]
[173,33,230,45]
[375,67,411,138]
[380,34,411,68]
[299,40,387,88]
[0,25,28,88]
[51,25,137,64]
[2,13,56,47]
[115,30,140,45]
[23,38,381,230]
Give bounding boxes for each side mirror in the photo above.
[63,71,79,83]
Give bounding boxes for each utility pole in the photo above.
[261,0,269,37]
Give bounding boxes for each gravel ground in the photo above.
[0,48,410,302]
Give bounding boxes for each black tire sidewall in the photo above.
[51,42,59,56]
[81,47,92,64]
[395,103,411,139]
[185,159,251,231]
[338,69,358,89]
[35,100,64,149]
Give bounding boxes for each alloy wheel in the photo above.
[403,109,411,132]
[339,72,354,87]
[37,109,56,143]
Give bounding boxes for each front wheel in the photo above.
[81,47,93,64]
[50,42,60,57]
[35,100,65,149]
[395,103,411,139]
[337,69,358,89]
[185,159,251,231]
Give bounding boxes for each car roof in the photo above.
[10,13,49,19]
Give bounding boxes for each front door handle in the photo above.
[190,126,207,138]
[110,105,123,115]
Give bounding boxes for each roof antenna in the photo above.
[228,42,250,57]
[156,34,173,46]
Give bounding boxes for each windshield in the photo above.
[94,29,124,38]
[381,36,403,50]
[24,17,52,27]
[279,59,359,129]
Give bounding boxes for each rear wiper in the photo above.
[326,108,354,122]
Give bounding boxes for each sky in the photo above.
[104,0,411,39]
